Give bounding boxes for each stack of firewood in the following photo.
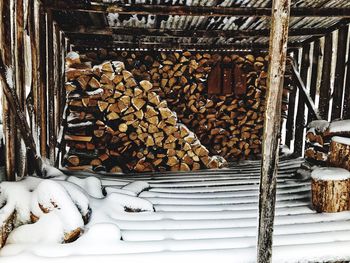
[305,120,330,165]
[80,49,290,161]
[64,52,227,173]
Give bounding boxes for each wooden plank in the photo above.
[285,86,296,148]
[39,4,48,159]
[319,34,333,120]
[72,40,302,50]
[64,27,329,39]
[291,62,321,120]
[47,3,350,17]
[331,25,349,120]
[0,0,16,181]
[46,9,56,164]
[294,44,310,156]
[307,39,321,122]
[343,34,350,119]
[257,0,291,262]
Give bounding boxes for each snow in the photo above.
[122,181,150,195]
[67,176,104,198]
[332,136,350,146]
[311,167,350,181]
[2,159,350,262]
[307,120,329,133]
[329,119,350,134]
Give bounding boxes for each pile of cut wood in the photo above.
[305,119,350,168]
[64,52,227,173]
[80,49,289,161]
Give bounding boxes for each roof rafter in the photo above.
[47,3,350,17]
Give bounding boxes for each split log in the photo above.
[311,167,350,213]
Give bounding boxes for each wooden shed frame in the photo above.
[1,1,350,262]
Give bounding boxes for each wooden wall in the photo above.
[0,0,68,181]
[285,25,350,156]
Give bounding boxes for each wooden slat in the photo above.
[307,39,321,122]
[257,0,291,262]
[46,3,350,17]
[0,0,16,181]
[343,37,350,119]
[319,33,333,120]
[294,44,310,156]
[64,27,329,39]
[331,25,349,120]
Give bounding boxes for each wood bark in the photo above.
[312,178,350,213]
[257,0,290,262]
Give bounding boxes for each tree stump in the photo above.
[311,167,350,213]
[328,136,350,171]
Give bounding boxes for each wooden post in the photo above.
[308,39,321,122]
[294,44,310,156]
[331,25,348,120]
[257,0,290,262]
[0,0,16,181]
[343,38,350,119]
[319,34,333,120]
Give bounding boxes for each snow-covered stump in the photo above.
[329,137,350,171]
[311,168,350,213]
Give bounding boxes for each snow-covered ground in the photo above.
[1,158,350,263]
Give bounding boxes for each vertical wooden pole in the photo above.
[257,0,290,262]
[39,4,47,159]
[331,26,348,120]
[0,0,16,181]
[308,39,321,122]
[47,9,55,164]
[284,50,299,149]
[343,34,350,119]
[294,44,310,156]
[319,34,333,120]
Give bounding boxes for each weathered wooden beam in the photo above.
[64,27,328,39]
[0,0,16,181]
[307,39,321,122]
[294,44,310,156]
[46,9,56,164]
[331,25,348,120]
[319,33,333,120]
[343,43,350,119]
[72,40,302,50]
[285,50,300,149]
[257,0,291,262]
[47,3,350,17]
[291,61,321,120]
[39,4,48,159]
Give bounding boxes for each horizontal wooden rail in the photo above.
[47,3,350,17]
[64,27,328,39]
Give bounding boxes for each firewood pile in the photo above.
[305,120,330,165]
[64,52,227,173]
[305,119,350,168]
[79,49,290,161]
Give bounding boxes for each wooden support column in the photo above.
[46,9,56,164]
[294,44,310,156]
[308,39,321,122]
[257,0,290,262]
[319,34,333,120]
[39,4,48,159]
[343,37,350,119]
[331,25,349,120]
[0,0,16,181]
